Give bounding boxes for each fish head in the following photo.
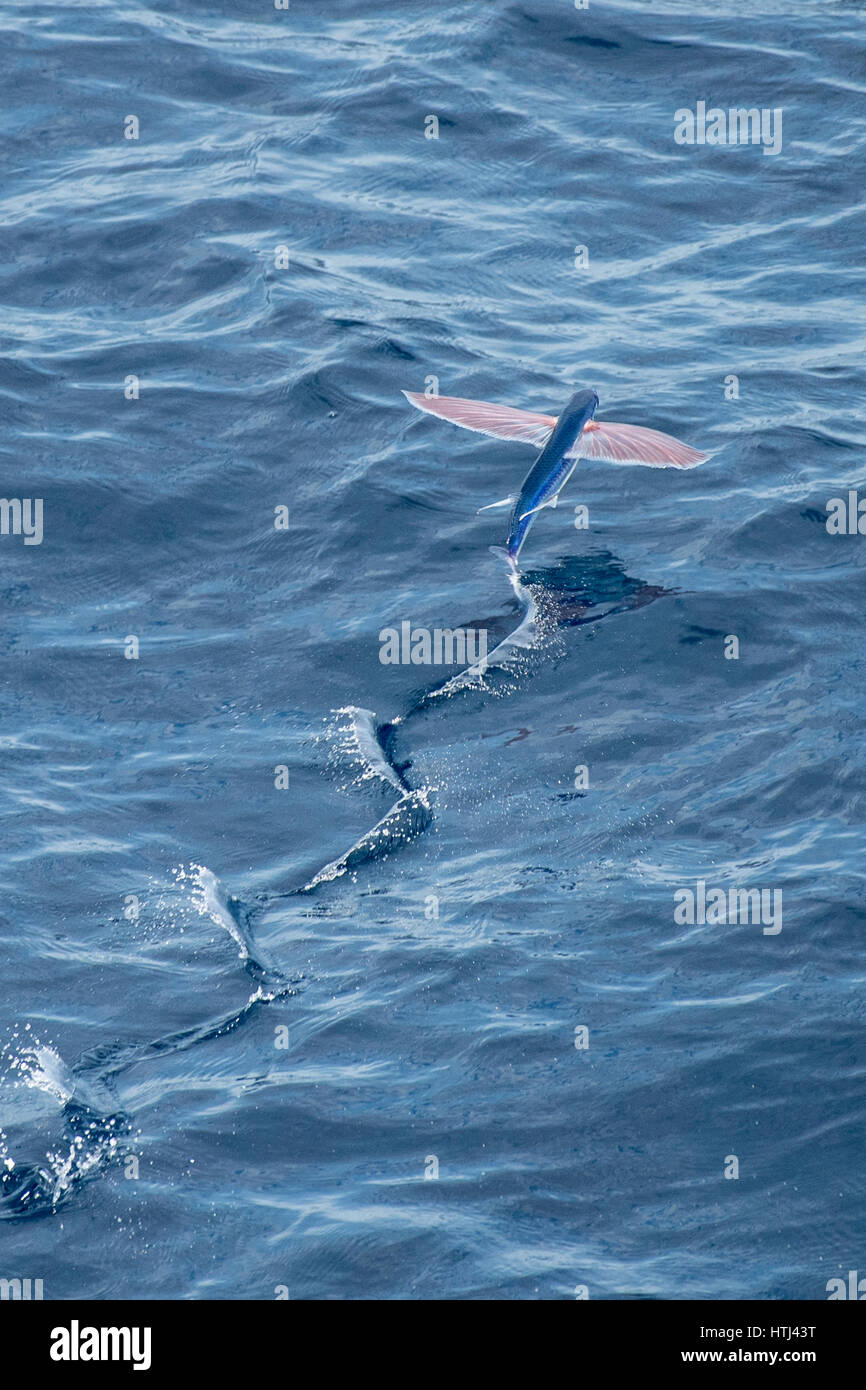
[549,388,600,457]
[561,387,599,426]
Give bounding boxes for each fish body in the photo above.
[506,388,599,557]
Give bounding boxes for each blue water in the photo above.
[1,0,864,1300]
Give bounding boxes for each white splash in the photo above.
[426,558,540,699]
[328,705,405,793]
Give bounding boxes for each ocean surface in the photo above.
[0,0,864,1301]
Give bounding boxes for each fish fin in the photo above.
[403,391,556,448]
[565,419,710,468]
[476,495,515,514]
[518,499,555,521]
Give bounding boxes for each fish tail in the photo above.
[489,543,519,572]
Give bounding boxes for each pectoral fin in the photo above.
[403,392,556,448]
[567,419,710,468]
